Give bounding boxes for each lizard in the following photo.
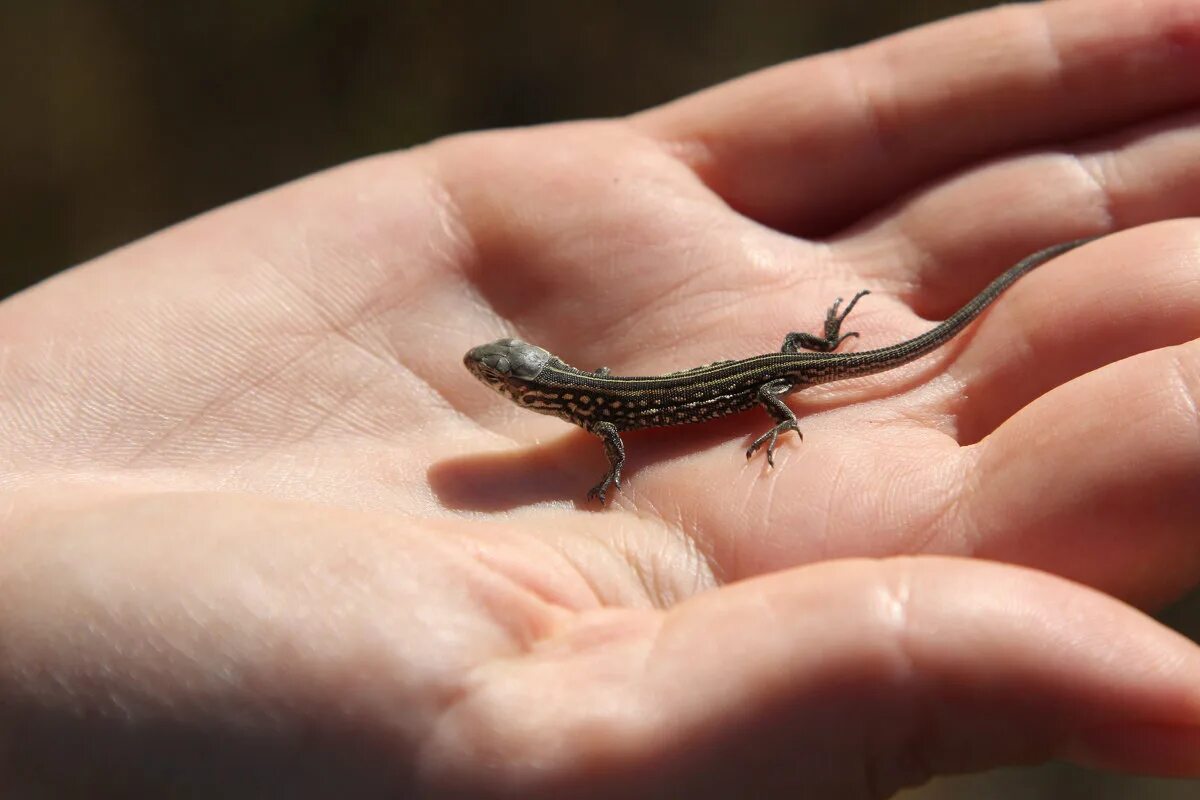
[463,237,1097,503]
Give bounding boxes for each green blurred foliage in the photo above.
[1,3,1197,796]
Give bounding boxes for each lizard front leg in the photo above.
[746,379,801,467]
[586,421,625,503]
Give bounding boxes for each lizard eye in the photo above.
[485,355,511,373]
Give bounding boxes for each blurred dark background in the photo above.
[3,2,1198,797]
[1,1,1013,298]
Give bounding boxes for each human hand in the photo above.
[3,1,1200,796]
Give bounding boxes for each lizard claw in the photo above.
[747,421,802,467]
[586,472,621,504]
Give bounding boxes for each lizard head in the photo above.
[463,338,552,402]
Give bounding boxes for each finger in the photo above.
[421,558,1200,797]
[636,0,1200,235]
[837,111,1200,295]
[960,332,1200,608]
[950,221,1200,445]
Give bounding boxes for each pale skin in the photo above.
[4,1,1200,797]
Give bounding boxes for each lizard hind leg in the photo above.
[746,379,802,467]
[781,289,870,353]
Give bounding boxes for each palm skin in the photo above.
[4,1,1200,797]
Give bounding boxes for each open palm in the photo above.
[4,2,1200,797]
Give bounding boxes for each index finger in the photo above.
[635,0,1200,236]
